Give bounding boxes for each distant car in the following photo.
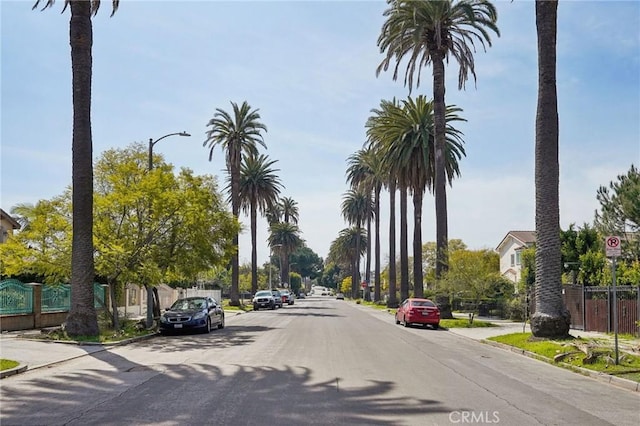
[395,298,440,329]
[280,289,294,305]
[321,291,328,296]
[336,293,345,300]
[253,290,276,310]
[298,292,306,299]
[271,290,284,309]
[160,296,224,334]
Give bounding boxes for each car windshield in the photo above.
[171,298,206,310]
[255,291,271,297]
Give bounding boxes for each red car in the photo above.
[395,298,440,329]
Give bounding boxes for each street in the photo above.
[1,296,639,426]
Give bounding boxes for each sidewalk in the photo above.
[0,310,246,378]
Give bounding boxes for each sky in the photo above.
[2,0,639,268]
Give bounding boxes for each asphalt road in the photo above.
[1,296,639,426]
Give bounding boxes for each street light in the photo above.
[148,131,191,171]
[146,131,191,328]
[269,244,282,291]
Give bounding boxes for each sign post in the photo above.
[605,236,621,365]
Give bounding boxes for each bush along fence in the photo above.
[0,279,107,332]
[530,284,639,336]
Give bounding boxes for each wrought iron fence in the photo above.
[0,280,107,314]
[0,279,33,314]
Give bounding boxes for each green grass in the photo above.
[439,318,497,328]
[489,332,640,383]
[1,359,20,371]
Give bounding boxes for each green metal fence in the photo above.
[0,280,107,314]
[0,279,33,314]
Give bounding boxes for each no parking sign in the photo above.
[605,236,622,257]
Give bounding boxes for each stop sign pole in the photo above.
[605,236,621,365]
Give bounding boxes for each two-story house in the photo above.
[496,230,536,285]
[0,208,20,243]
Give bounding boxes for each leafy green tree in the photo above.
[34,0,120,337]
[289,246,324,281]
[595,164,640,261]
[204,101,267,306]
[560,223,602,285]
[238,154,283,294]
[377,0,499,280]
[531,0,570,338]
[1,199,72,283]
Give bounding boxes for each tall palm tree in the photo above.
[384,96,466,298]
[34,0,120,337]
[268,222,303,288]
[531,0,570,338]
[365,98,401,307]
[238,154,283,295]
[280,197,299,224]
[346,147,385,301]
[341,189,373,298]
[204,101,267,306]
[330,227,368,298]
[377,0,499,279]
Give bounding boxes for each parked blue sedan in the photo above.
[159,296,224,334]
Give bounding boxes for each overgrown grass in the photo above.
[489,332,640,383]
[1,359,19,371]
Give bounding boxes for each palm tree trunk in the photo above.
[400,184,409,301]
[365,214,372,301]
[413,189,424,298]
[432,53,449,280]
[65,0,99,337]
[374,184,381,302]
[250,202,258,295]
[230,163,241,306]
[387,180,398,308]
[531,0,570,338]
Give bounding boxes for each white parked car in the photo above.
[252,290,276,310]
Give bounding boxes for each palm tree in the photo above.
[365,99,401,307]
[268,222,303,288]
[204,101,267,306]
[330,227,368,298]
[280,197,299,224]
[531,0,570,338]
[384,96,466,298]
[341,189,373,298]
[34,0,120,337]
[346,147,384,301]
[238,154,283,295]
[377,0,499,279]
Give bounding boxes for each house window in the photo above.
[510,254,515,267]
[515,252,521,266]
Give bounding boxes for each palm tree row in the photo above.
[338,96,466,306]
[204,101,303,305]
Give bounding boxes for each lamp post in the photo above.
[269,244,282,291]
[145,131,191,328]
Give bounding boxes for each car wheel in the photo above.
[395,314,400,325]
[402,316,409,327]
[270,302,275,310]
[253,304,259,311]
[218,314,225,329]
[432,323,439,330]
[204,317,212,334]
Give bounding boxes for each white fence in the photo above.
[118,284,222,319]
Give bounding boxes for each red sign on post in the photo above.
[361,282,367,289]
[605,236,622,257]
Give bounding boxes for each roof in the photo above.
[496,231,536,251]
[0,208,20,230]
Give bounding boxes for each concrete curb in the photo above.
[480,338,640,393]
[0,362,28,379]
